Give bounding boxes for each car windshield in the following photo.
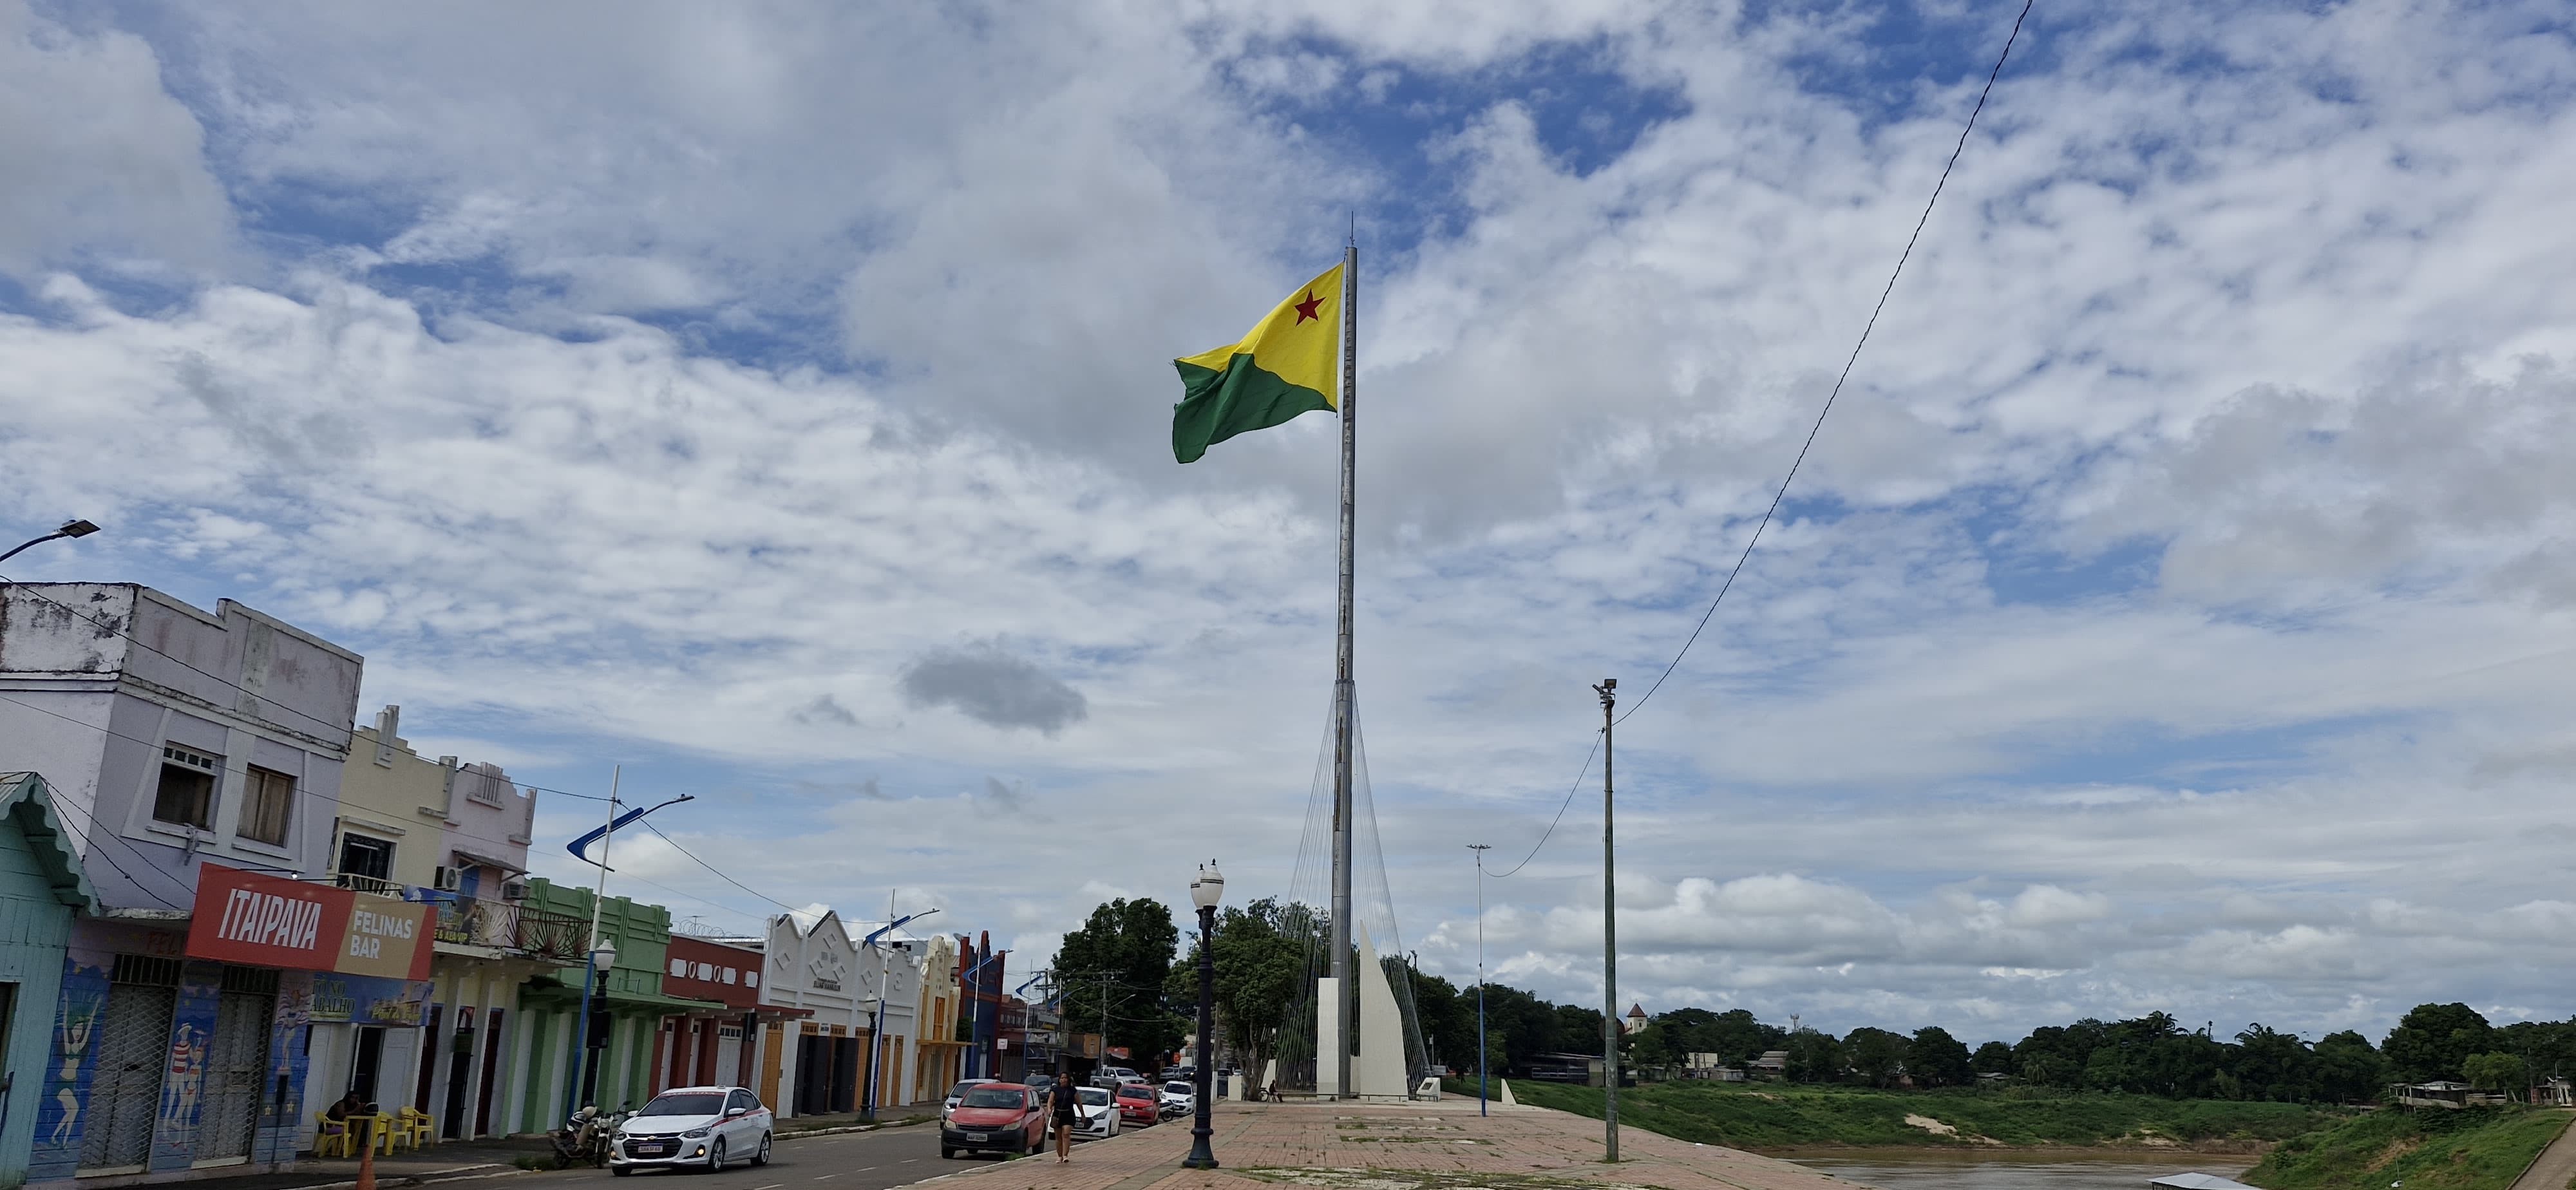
[959,1088,1024,1108]
[1078,1088,1110,1106]
[1117,1086,1151,1099]
[639,1093,725,1117]
[1164,1082,1191,1094]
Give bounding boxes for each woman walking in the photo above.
[1050,1067,1079,1163]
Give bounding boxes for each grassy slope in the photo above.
[2242,1108,2570,1190]
[1479,1079,2346,1150]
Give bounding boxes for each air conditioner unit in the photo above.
[500,880,529,902]
[433,865,462,892]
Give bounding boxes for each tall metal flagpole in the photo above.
[1329,234,1359,1100]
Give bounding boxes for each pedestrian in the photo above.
[1051,1066,1079,1163]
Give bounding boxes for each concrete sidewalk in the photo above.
[142,1104,951,1190]
[916,1100,1859,1190]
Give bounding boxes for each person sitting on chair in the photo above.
[327,1090,370,1120]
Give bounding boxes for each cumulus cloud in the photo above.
[895,644,1088,735]
[7,0,2576,1043]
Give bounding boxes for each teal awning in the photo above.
[0,772,98,913]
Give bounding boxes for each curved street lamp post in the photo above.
[0,518,100,565]
[1182,861,1224,1170]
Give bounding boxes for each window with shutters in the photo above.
[238,766,295,846]
[154,746,220,829]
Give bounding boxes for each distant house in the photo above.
[2538,1077,2574,1108]
[2394,1081,2511,1109]
[1750,1050,1790,1079]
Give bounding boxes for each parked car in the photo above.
[940,1084,1046,1160]
[1159,1081,1196,1118]
[1092,1065,1142,1088]
[611,1086,772,1175]
[1071,1086,1121,1140]
[1113,1082,1160,1126]
[1162,1065,1197,1086]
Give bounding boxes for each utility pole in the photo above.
[1468,844,1492,1117]
[1595,677,1618,1163]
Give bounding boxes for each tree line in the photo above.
[1054,898,2572,1104]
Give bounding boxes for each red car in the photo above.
[940,1084,1046,1159]
[1113,1082,1159,1126]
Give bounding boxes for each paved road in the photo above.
[2506,1110,2576,1190]
[517,1118,1170,1190]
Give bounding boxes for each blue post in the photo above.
[565,955,598,1116]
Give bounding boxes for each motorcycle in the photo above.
[551,1104,632,1169]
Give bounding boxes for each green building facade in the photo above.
[0,774,96,1189]
[507,878,719,1132]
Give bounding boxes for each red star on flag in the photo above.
[1293,289,1323,323]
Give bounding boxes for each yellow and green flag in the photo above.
[1171,263,1342,464]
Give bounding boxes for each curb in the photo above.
[273,1162,518,1190]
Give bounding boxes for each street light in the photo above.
[1468,844,1492,1117]
[863,909,939,1119]
[0,519,101,565]
[1182,861,1224,1171]
[573,938,618,1107]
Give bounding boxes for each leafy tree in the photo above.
[1784,1028,1846,1083]
[2463,1052,2528,1092]
[2232,1024,2312,1102]
[1172,897,1318,1085]
[1971,1041,2016,1075]
[1909,1026,1974,1087]
[1057,897,1182,1062]
[2311,1030,2390,1103]
[2383,1003,2494,1083]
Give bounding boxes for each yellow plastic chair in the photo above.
[314,1113,348,1158]
[395,1106,435,1149]
[346,1113,394,1157]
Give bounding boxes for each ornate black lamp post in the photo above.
[1182,861,1224,1169]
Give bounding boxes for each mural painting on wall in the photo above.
[253,971,317,1165]
[31,956,108,1178]
[309,974,432,1026]
[151,961,223,1171]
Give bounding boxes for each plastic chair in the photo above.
[396,1107,435,1149]
[314,1113,348,1158]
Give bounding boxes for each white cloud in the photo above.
[5,0,2576,1044]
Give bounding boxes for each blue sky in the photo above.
[5,0,2576,1045]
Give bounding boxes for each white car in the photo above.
[1070,1086,1121,1140]
[611,1086,773,1175]
[1159,1081,1196,1117]
[942,1079,997,1120]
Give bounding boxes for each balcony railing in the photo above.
[419,894,586,962]
[333,872,403,898]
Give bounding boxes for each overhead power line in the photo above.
[1503,0,2039,873]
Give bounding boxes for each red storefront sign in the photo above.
[186,862,433,980]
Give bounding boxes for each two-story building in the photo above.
[907,934,963,1106]
[650,934,806,1099]
[0,584,433,1185]
[506,880,719,1133]
[341,707,565,1143]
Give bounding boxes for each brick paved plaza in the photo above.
[919,1100,1857,1190]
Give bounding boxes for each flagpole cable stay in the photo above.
[1611,0,2036,729]
[1495,0,2036,878]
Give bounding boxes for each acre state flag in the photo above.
[1171,263,1341,463]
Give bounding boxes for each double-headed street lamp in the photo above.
[1182,861,1224,1170]
[0,518,100,565]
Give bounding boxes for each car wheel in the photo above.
[706,1138,726,1173]
[752,1134,771,1167]
[940,1148,955,1160]
[612,1168,633,1178]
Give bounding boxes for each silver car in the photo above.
[611,1086,773,1174]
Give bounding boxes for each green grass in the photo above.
[1470,1078,2349,1150]
[2242,1107,2570,1190]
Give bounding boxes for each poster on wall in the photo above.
[185,863,432,981]
[308,974,433,1026]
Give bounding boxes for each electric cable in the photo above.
[1488,730,1600,880]
[638,819,805,914]
[1508,0,2039,873]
